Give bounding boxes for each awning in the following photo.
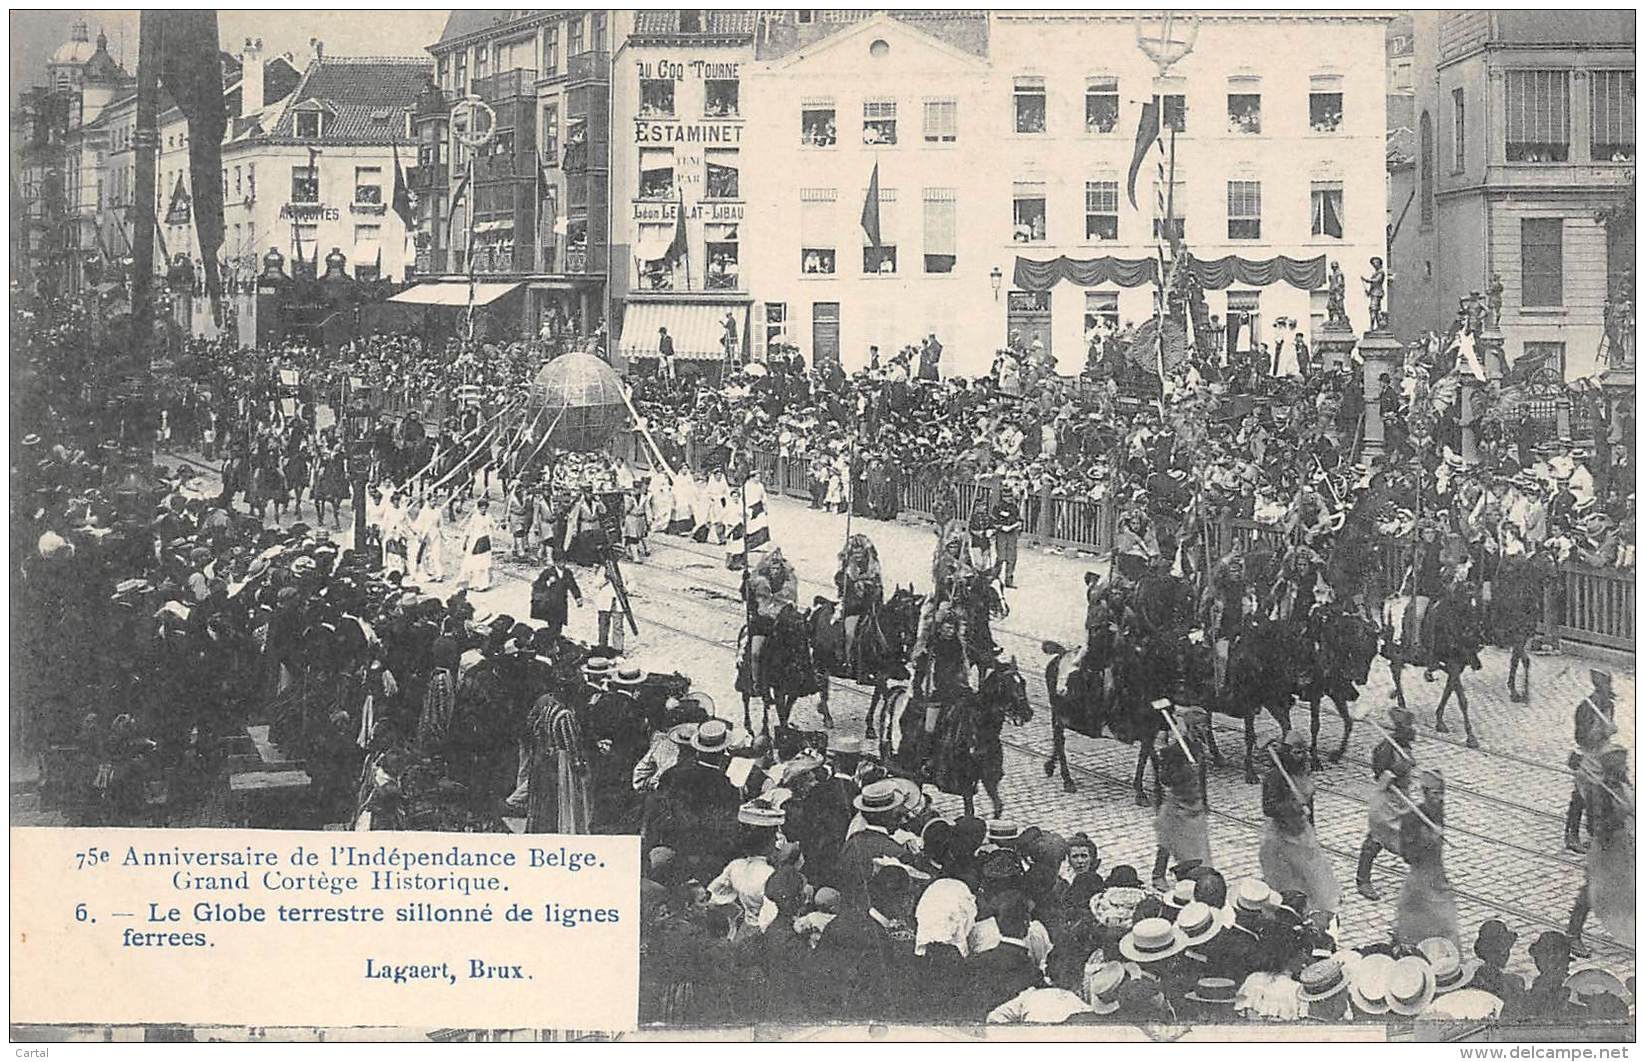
[619,300,745,361]
[633,223,674,263]
[386,281,522,307]
[474,219,514,234]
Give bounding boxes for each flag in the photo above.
[445,169,471,245]
[1456,331,1486,382]
[312,238,320,278]
[1127,100,1160,210]
[157,11,227,318]
[374,244,383,279]
[860,161,882,248]
[390,143,415,231]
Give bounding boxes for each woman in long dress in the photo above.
[1259,733,1341,916]
[1152,737,1211,890]
[525,690,594,834]
[1395,769,1459,947]
[1571,751,1635,950]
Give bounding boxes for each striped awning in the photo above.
[386,281,522,307]
[618,299,745,361]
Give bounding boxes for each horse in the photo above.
[809,585,923,739]
[1296,600,1380,769]
[884,657,1031,819]
[1382,577,1487,747]
[1492,549,1556,703]
[1040,568,1194,805]
[735,605,820,736]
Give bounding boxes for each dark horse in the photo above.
[1296,600,1381,769]
[1041,569,1194,805]
[886,658,1031,819]
[1492,550,1556,703]
[736,606,820,736]
[1382,578,1487,747]
[808,586,923,739]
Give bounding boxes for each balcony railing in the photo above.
[473,69,537,102]
[567,51,610,85]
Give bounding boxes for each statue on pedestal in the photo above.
[1486,273,1504,328]
[1361,256,1389,332]
[1325,260,1350,330]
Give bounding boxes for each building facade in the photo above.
[608,9,757,367]
[425,10,611,340]
[723,11,1390,378]
[1397,11,1634,380]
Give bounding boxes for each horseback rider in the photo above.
[744,548,799,695]
[835,534,883,681]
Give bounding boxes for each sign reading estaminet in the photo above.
[12,828,640,1030]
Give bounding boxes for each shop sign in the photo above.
[630,201,744,222]
[633,122,743,146]
[279,203,342,222]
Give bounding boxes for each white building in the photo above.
[728,10,1390,378]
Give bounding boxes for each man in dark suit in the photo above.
[816,864,915,1019]
[529,563,583,643]
[835,780,918,905]
[965,890,1043,1016]
[784,737,861,888]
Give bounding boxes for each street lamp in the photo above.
[990,265,1003,300]
[345,379,378,551]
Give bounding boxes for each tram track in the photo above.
[487,556,1633,961]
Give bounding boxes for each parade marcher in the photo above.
[1565,669,1617,853]
[1357,707,1417,900]
[456,496,497,591]
[1259,732,1341,918]
[1151,702,1211,894]
[992,491,1023,589]
[744,548,798,695]
[411,494,446,583]
[1395,769,1458,948]
[593,554,626,653]
[506,481,533,561]
[530,562,584,644]
[836,534,883,680]
[1567,745,1634,959]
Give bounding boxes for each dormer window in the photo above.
[678,10,703,33]
[296,110,323,139]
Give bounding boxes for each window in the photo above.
[863,99,897,145]
[567,16,584,56]
[354,223,382,280]
[233,166,242,199]
[801,100,836,146]
[923,98,957,143]
[454,53,466,92]
[705,223,738,289]
[1154,92,1187,133]
[640,78,675,118]
[800,187,836,275]
[247,164,256,202]
[1153,174,1186,240]
[1014,76,1046,134]
[542,103,559,161]
[764,303,788,351]
[796,9,815,24]
[1310,181,1344,239]
[295,110,322,139]
[543,26,558,78]
[1227,180,1261,239]
[1309,89,1343,133]
[1523,341,1566,376]
[704,148,739,200]
[923,187,956,273]
[437,57,448,90]
[1084,180,1119,240]
[1591,70,1635,161]
[1226,291,1260,350]
[705,78,739,118]
[1505,70,1569,161]
[474,45,488,81]
[291,165,319,204]
[1521,218,1564,307]
[1008,291,1050,313]
[1012,183,1047,242]
[1084,291,1119,337]
[862,188,895,274]
[1227,91,1262,135]
[354,166,383,205]
[678,10,702,33]
[1419,111,1433,226]
[639,148,673,199]
[1450,88,1466,172]
[591,12,606,53]
[1086,76,1120,134]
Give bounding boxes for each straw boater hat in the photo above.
[1163,879,1197,913]
[691,718,733,755]
[1119,917,1187,964]
[985,820,1024,846]
[667,722,699,747]
[582,655,620,682]
[611,666,647,689]
[1083,960,1127,1016]
[853,778,902,815]
[1418,938,1477,995]
[1174,901,1224,948]
[1183,977,1238,1007]
[1348,953,1396,1014]
[1299,957,1351,1003]
[1386,956,1437,1016]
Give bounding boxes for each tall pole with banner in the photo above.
[1136,11,1198,413]
[450,94,497,353]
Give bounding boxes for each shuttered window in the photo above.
[1505,70,1570,162]
[1590,70,1635,161]
[923,187,956,273]
[1521,218,1564,307]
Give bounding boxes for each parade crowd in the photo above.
[10,290,1635,1031]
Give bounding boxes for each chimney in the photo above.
[239,37,265,116]
[310,38,325,60]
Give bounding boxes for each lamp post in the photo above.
[345,379,377,550]
[990,265,1003,301]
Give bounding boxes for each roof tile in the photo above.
[269,57,431,144]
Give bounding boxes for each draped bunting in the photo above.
[1013,253,1328,292]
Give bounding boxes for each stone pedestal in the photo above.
[1478,326,1506,382]
[1357,330,1404,459]
[1459,379,1481,464]
[1600,365,1635,444]
[1314,322,1358,373]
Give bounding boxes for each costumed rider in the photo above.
[744,548,799,695]
[836,534,884,681]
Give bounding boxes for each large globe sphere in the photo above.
[527,352,629,451]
